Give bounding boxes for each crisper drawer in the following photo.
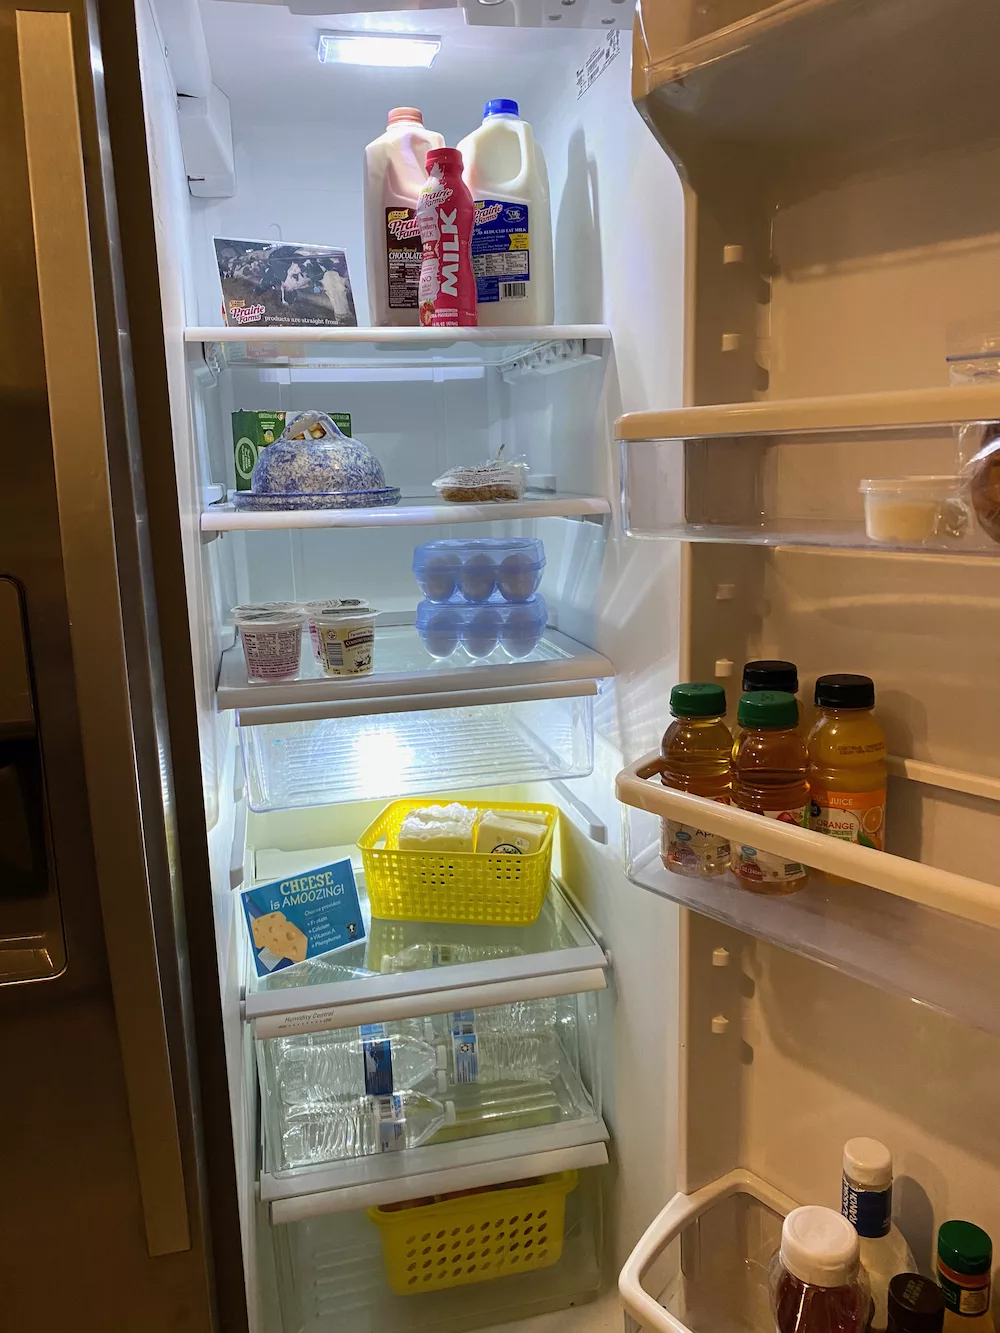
[269,1163,605,1333]
[237,688,597,812]
[256,988,604,1182]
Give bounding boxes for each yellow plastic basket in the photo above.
[358,799,558,926]
[368,1171,577,1296]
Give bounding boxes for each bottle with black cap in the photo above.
[887,1275,945,1333]
[807,674,888,851]
[743,659,800,698]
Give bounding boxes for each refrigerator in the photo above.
[3,0,998,1331]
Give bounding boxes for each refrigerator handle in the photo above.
[16,11,191,1258]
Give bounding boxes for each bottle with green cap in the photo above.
[659,682,733,878]
[732,690,810,893]
[937,1221,993,1333]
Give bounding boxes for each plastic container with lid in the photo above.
[859,476,968,545]
[364,108,445,327]
[770,1206,871,1333]
[415,595,546,661]
[808,675,887,851]
[413,538,546,605]
[841,1138,915,1332]
[658,682,733,879]
[233,411,399,511]
[732,690,810,894]
[937,1221,993,1333]
[235,608,305,683]
[888,1276,945,1333]
[456,99,553,326]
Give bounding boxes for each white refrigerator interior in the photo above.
[133,0,1000,1330]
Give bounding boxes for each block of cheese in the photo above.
[398,803,478,853]
[476,811,548,856]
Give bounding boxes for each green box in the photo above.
[232,410,353,490]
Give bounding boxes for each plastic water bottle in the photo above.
[841,1138,915,1332]
[460,997,559,1034]
[272,1026,445,1108]
[446,1010,560,1085]
[280,1090,456,1168]
[378,941,525,973]
[260,957,374,990]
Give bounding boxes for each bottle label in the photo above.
[811,787,886,850]
[662,808,731,876]
[938,1261,991,1316]
[385,207,422,309]
[373,1092,406,1153]
[842,1177,891,1238]
[360,1022,394,1097]
[732,806,809,887]
[450,1009,479,1084]
[470,199,530,303]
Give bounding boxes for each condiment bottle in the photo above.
[937,1221,993,1333]
[887,1275,945,1333]
[770,1205,871,1333]
[658,683,732,878]
[731,690,810,894]
[807,674,887,850]
[841,1138,915,1332]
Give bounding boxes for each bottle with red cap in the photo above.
[416,148,477,327]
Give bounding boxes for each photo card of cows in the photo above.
[214,239,358,328]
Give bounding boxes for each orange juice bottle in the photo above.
[732,691,810,894]
[660,683,733,878]
[807,675,887,850]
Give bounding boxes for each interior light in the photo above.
[317,32,441,68]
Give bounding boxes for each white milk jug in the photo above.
[457,100,554,326]
[364,108,445,326]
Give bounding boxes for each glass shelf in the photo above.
[238,690,597,813]
[219,627,613,716]
[617,756,1000,1038]
[202,493,610,533]
[243,871,608,1039]
[617,384,1000,555]
[272,1165,604,1333]
[186,324,610,372]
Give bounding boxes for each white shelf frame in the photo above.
[186,323,611,348]
[269,1139,610,1224]
[202,493,611,533]
[617,752,1000,930]
[260,1115,610,1210]
[615,381,1000,441]
[218,627,614,714]
[618,1169,797,1333]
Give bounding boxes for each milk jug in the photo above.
[364,108,445,326]
[456,100,554,326]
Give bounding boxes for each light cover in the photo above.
[317,32,441,68]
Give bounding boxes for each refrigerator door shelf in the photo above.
[261,1116,610,1211]
[202,493,611,533]
[619,1168,796,1333]
[618,755,1000,1037]
[237,689,597,812]
[618,383,1000,555]
[186,323,610,372]
[218,627,614,714]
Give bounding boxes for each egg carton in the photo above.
[415,594,547,661]
[413,537,545,605]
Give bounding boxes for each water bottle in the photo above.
[446,1010,560,1085]
[378,941,525,973]
[272,1025,445,1108]
[280,1090,457,1168]
[467,997,558,1033]
[260,956,374,990]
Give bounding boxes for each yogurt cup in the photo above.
[313,609,378,677]
[235,608,306,682]
[304,600,371,660]
[859,476,968,544]
[232,600,300,618]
